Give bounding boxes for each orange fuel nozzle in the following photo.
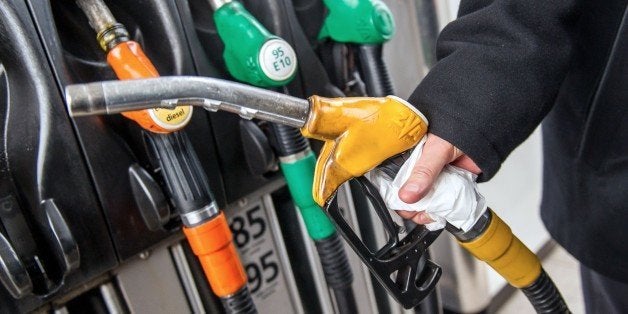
[106,41,193,133]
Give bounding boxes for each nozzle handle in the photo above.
[144,131,217,222]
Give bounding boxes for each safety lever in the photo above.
[326,176,441,309]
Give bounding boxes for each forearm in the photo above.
[409,0,582,180]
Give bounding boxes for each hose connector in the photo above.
[97,23,129,52]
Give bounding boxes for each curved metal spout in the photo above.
[65,76,311,128]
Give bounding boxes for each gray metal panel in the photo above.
[115,243,191,313]
[223,180,304,314]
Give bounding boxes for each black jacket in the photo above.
[408,0,628,282]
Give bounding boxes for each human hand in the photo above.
[396,133,481,224]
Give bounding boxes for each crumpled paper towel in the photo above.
[365,137,487,231]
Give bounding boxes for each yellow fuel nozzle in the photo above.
[302,95,429,206]
[65,75,430,203]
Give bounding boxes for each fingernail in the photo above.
[403,183,421,193]
[418,212,427,222]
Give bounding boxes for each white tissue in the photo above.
[365,137,487,232]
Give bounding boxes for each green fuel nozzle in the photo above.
[209,1,332,238]
[319,0,395,44]
[212,1,298,87]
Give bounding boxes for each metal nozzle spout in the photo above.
[64,76,311,128]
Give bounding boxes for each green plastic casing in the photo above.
[319,0,395,44]
[279,151,336,241]
[214,2,297,87]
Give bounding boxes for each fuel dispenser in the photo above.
[66,75,572,314]
[25,0,253,312]
[72,0,255,312]
[0,0,573,313]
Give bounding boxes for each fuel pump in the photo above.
[317,0,395,97]
[207,1,357,312]
[74,1,254,312]
[65,75,572,313]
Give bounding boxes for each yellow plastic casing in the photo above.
[302,95,428,206]
[458,210,542,288]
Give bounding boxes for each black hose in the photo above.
[220,287,257,314]
[522,269,570,314]
[314,232,357,314]
[269,123,309,157]
[355,44,394,97]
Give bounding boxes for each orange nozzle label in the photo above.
[183,212,248,297]
[107,41,192,132]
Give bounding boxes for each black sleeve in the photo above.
[407,0,583,181]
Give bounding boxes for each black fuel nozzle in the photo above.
[324,173,442,309]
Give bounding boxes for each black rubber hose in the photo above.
[269,123,309,157]
[355,44,394,97]
[220,287,257,314]
[314,232,357,314]
[522,269,570,314]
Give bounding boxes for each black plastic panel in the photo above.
[0,0,117,311]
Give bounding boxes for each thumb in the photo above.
[398,134,461,203]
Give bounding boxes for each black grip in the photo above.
[144,131,214,215]
[377,150,413,180]
[355,44,394,97]
[220,287,257,314]
[522,269,571,314]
